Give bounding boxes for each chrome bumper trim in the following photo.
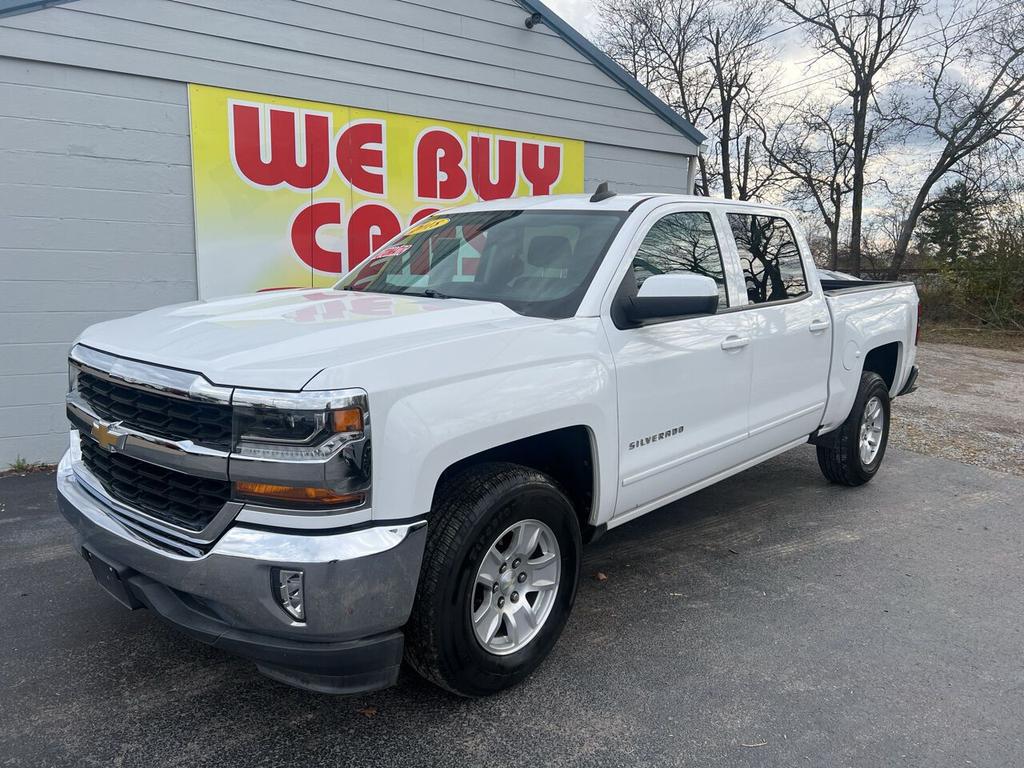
[58,450,427,640]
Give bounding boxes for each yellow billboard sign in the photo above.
[187,84,585,298]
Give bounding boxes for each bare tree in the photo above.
[885,1,1024,277]
[599,0,717,192]
[733,97,782,201]
[598,0,779,197]
[777,0,923,275]
[704,0,778,198]
[760,99,855,266]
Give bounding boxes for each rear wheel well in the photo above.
[863,342,900,391]
[433,426,596,534]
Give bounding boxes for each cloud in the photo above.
[543,0,600,35]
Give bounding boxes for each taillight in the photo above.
[915,302,921,345]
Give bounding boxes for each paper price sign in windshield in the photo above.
[188,85,584,299]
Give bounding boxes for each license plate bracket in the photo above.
[83,548,143,610]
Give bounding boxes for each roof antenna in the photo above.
[590,181,617,203]
[525,12,544,29]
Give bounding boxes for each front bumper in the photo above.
[57,450,427,694]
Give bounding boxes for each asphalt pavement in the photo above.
[2,445,1022,767]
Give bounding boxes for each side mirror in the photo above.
[624,273,719,322]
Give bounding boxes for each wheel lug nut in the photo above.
[499,563,508,574]
[492,582,499,593]
[497,597,505,608]
[517,572,527,583]
[511,592,519,603]
[512,558,521,568]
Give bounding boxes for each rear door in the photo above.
[602,205,753,521]
[723,211,830,456]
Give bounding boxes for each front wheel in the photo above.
[404,462,581,696]
[817,371,891,486]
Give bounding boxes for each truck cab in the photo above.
[56,191,919,697]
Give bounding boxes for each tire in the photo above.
[817,371,891,486]
[404,461,582,697]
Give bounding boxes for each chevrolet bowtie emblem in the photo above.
[91,421,125,451]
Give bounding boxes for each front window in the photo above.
[336,210,626,319]
[631,211,729,310]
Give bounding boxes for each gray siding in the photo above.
[0,0,699,465]
[0,59,196,465]
[585,144,691,194]
[0,0,698,154]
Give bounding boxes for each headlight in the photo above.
[234,406,363,448]
[233,402,364,461]
[229,389,371,511]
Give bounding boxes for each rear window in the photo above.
[337,210,627,319]
[727,213,809,304]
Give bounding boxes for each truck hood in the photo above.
[77,289,547,390]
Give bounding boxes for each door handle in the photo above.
[809,318,831,333]
[721,335,750,351]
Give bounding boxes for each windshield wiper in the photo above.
[417,288,452,300]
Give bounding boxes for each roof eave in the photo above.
[515,0,707,147]
[0,0,75,18]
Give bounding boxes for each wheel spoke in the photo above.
[482,611,502,643]
[528,550,556,567]
[472,600,492,626]
[505,611,523,646]
[521,523,542,559]
[478,546,502,584]
[518,602,538,630]
[530,556,558,587]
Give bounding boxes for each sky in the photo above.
[544,0,600,35]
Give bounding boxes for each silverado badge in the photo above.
[629,426,685,451]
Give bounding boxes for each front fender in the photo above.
[383,359,616,524]
[304,317,620,526]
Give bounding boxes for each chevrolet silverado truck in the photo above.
[57,189,919,697]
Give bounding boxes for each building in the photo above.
[0,0,704,465]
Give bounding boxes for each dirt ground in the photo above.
[890,341,1024,476]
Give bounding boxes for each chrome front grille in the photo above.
[80,438,231,532]
[78,370,233,450]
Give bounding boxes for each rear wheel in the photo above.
[404,462,581,697]
[817,371,891,486]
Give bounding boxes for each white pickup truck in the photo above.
[57,189,919,696]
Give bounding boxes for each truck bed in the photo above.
[817,280,919,434]
[820,278,915,295]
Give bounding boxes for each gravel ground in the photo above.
[889,342,1024,476]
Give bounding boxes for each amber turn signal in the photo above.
[332,406,364,434]
[235,481,363,507]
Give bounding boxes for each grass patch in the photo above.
[1,456,56,478]
[921,324,1024,352]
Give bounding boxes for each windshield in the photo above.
[336,210,627,319]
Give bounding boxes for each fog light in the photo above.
[275,568,305,622]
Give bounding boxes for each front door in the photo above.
[603,208,753,520]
